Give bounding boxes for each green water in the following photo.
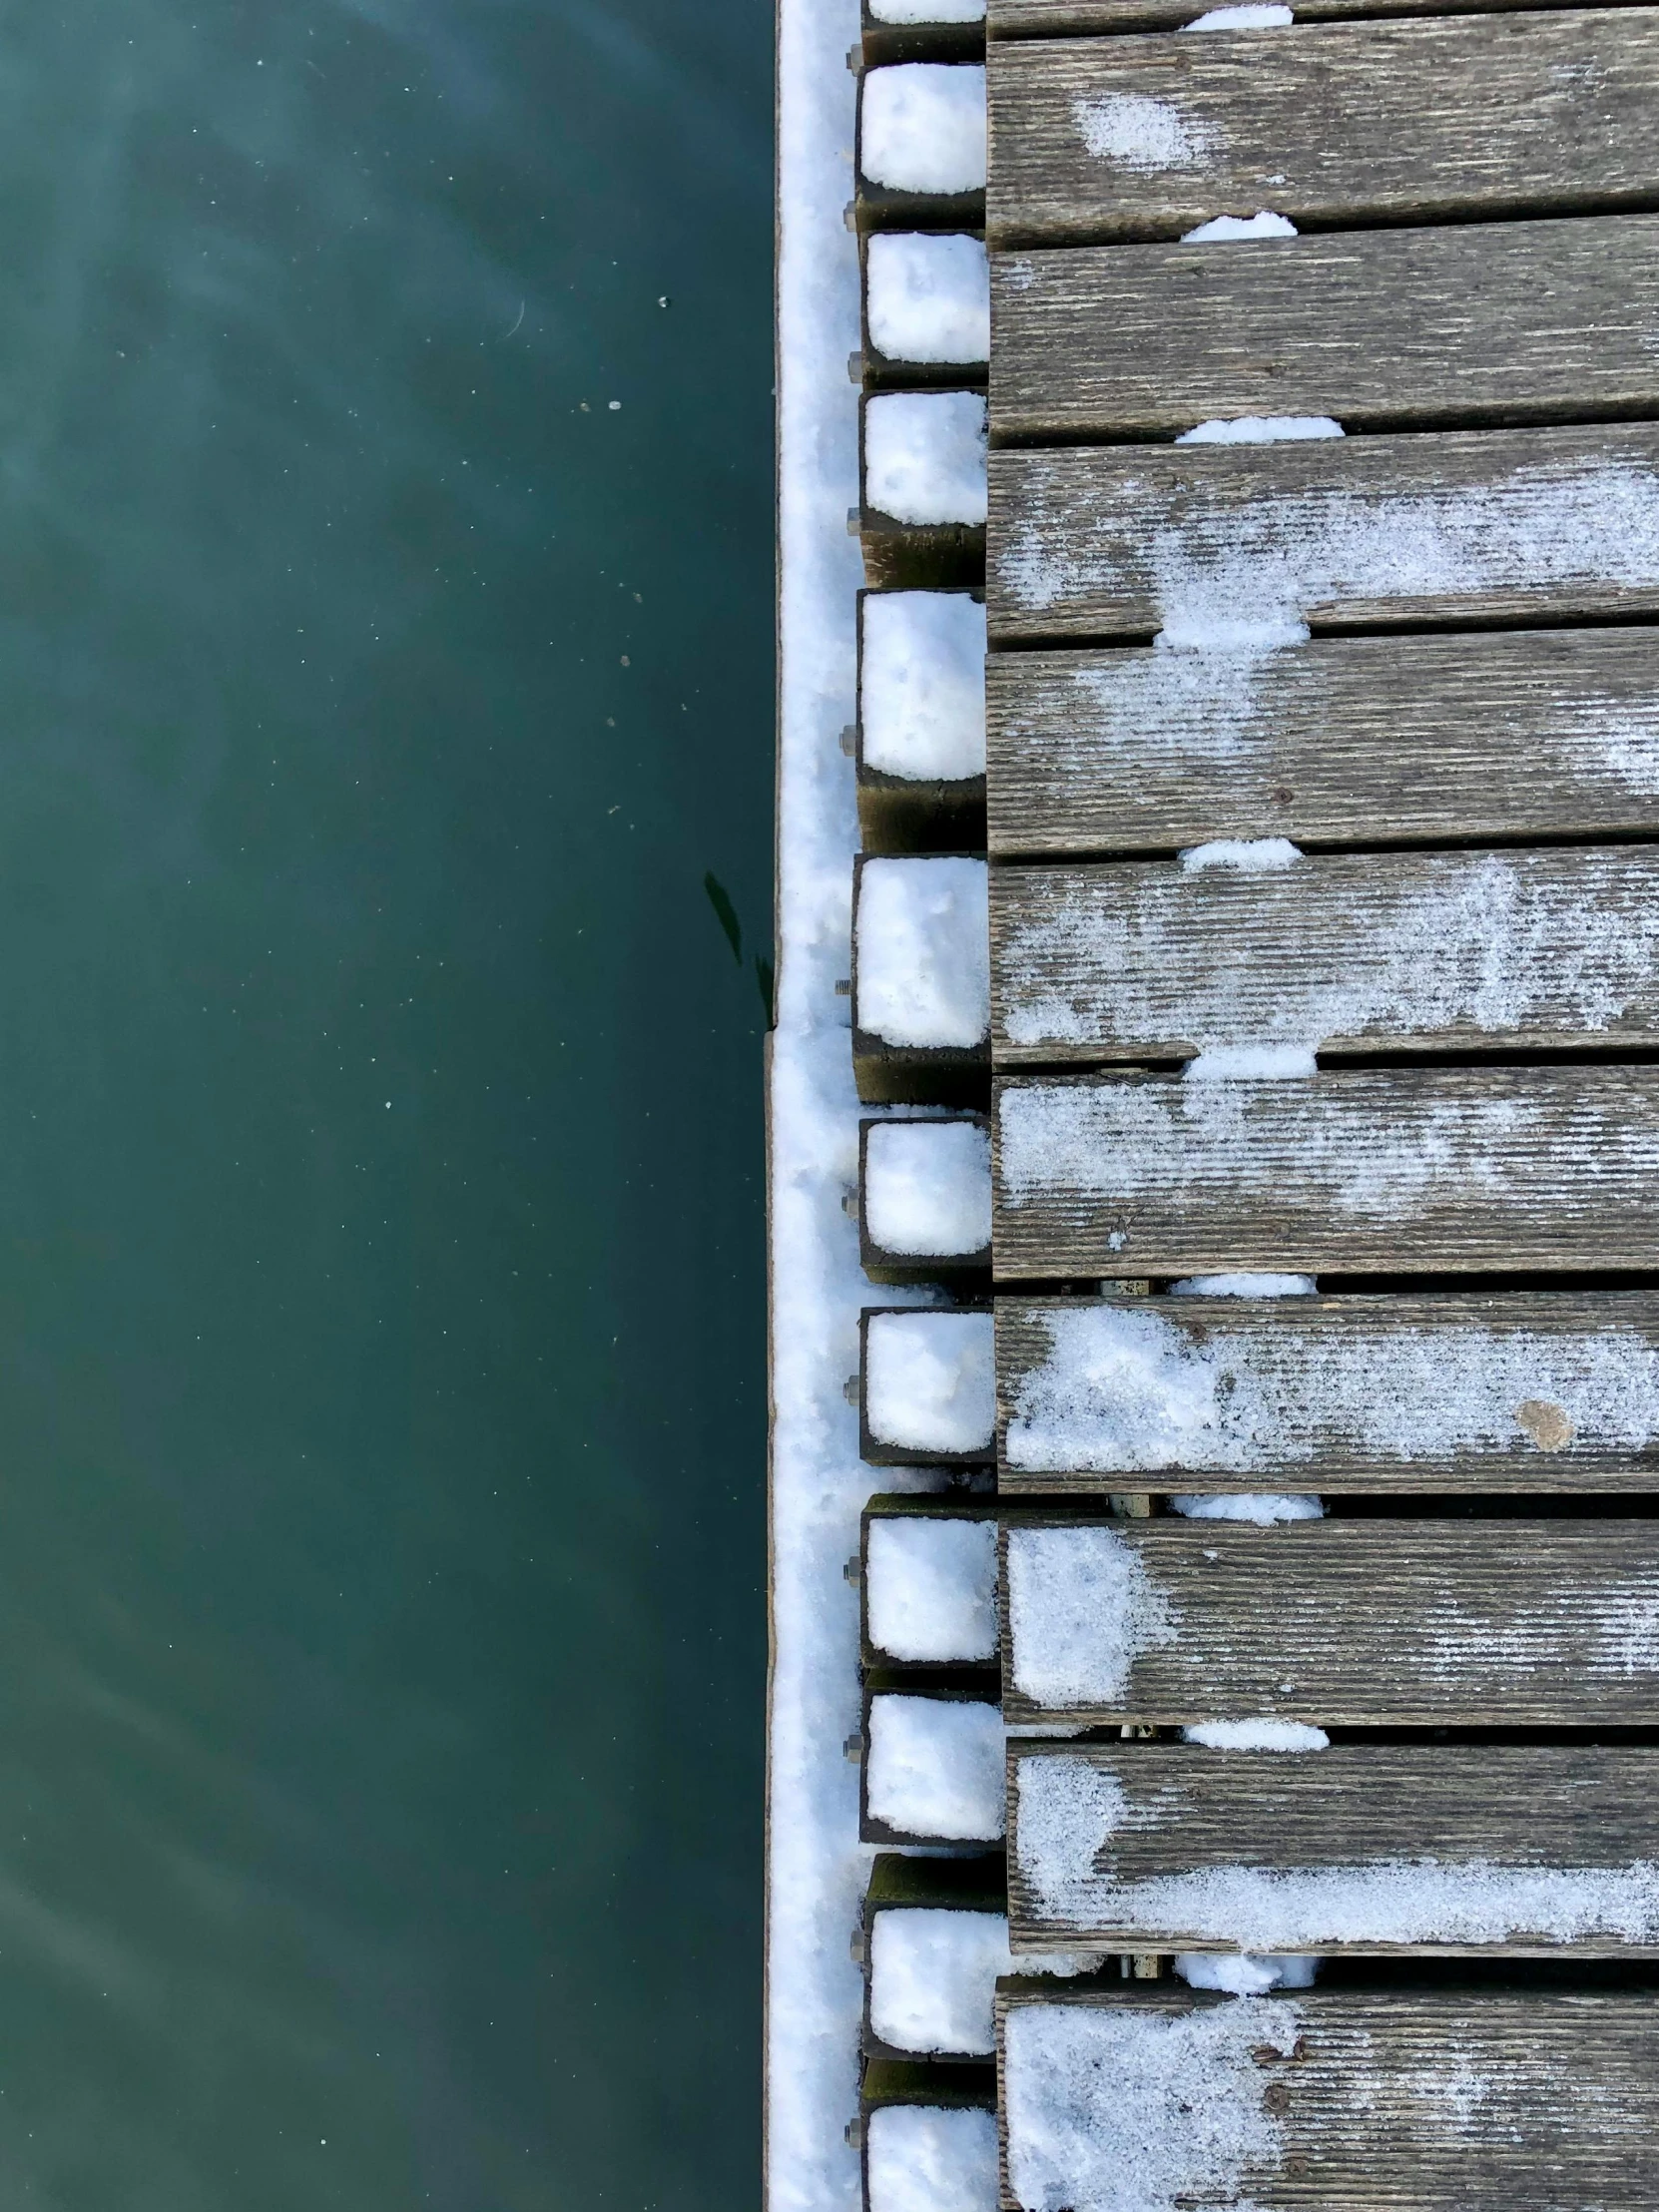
[0,4,772,2203]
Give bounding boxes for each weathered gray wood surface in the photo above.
[995,1293,1659,1494]
[990,0,1657,37]
[993,1068,1659,1277]
[989,846,1659,1066]
[986,425,1659,643]
[991,216,1659,440]
[985,628,1659,857]
[987,12,1659,247]
[1006,1742,1659,1953]
[997,1517,1659,1725]
[996,1983,1659,2211]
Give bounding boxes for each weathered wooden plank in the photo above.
[996,1292,1659,1495]
[993,1067,1659,1277]
[1007,1741,1659,1954]
[987,12,1659,248]
[989,0,1657,38]
[986,424,1659,644]
[990,845,1659,1066]
[984,627,1659,857]
[991,215,1659,440]
[997,1516,1659,1726]
[996,1982,1659,2212]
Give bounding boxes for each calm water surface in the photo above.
[0,3,771,2203]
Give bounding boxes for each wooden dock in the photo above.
[836,0,1659,2203]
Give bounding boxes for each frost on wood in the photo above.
[865,2105,999,2212]
[870,1908,1100,2055]
[864,1118,992,1258]
[1007,1524,1180,1706]
[1002,1995,1301,2212]
[865,1309,995,1454]
[866,234,989,367]
[998,849,1659,1062]
[1003,1299,1659,1476]
[857,855,989,1048]
[864,390,988,527]
[866,1693,1005,1841]
[866,1514,998,1662]
[860,65,987,198]
[860,591,986,784]
[1070,92,1216,174]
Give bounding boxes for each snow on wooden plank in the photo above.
[991,215,1659,441]
[990,0,1656,37]
[990,845,1659,1067]
[1006,1741,1659,1954]
[987,11,1659,247]
[996,1292,1659,1495]
[996,1982,1659,2212]
[986,424,1659,644]
[985,627,1659,858]
[996,1515,1659,1726]
[993,1067,1659,1278]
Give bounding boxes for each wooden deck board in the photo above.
[987,11,1659,247]
[995,1292,1659,1494]
[989,846,1659,1066]
[985,627,1659,857]
[991,215,1659,440]
[985,423,1659,642]
[996,1517,1659,1726]
[996,1983,1659,2211]
[1006,1741,1659,1953]
[989,0,1659,38]
[993,1067,1659,1277]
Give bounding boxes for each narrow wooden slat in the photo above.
[989,845,1659,1066]
[985,627,1659,857]
[995,1292,1659,1494]
[995,1517,1659,1725]
[1006,1742,1659,1953]
[987,12,1659,247]
[996,1983,1659,2212]
[986,424,1659,643]
[993,1066,1659,1277]
[991,215,1659,440]
[989,0,1658,38]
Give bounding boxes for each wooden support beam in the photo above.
[987,11,1659,247]
[990,215,1659,441]
[996,1982,1659,2210]
[997,1516,1659,1726]
[1007,1741,1659,1954]
[996,1292,1659,1495]
[993,1067,1659,1278]
[985,424,1659,644]
[989,845,1659,1066]
[985,628,1659,858]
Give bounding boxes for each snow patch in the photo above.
[1071,92,1217,173]
[864,390,987,526]
[870,1909,1101,2055]
[856,854,989,1048]
[866,233,989,366]
[1178,415,1343,444]
[1183,1045,1318,1080]
[1180,837,1302,871]
[864,1118,992,1257]
[866,1694,1005,1841]
[866,1515,999,1663]
[1176,1952,1320,1992]
[1007,1524,1181,1706]
[1171,1274,1316,1297]
[860,65,987,197]
[1170,1492,1325,1523]
[1181,210,1298,242]
[866,2105,999,2212]
[865,1309,996,1455]
[1181,1720,1330,1749]
[869,0,985,22]
[1182,2,1294,24]
[859,590,986,784]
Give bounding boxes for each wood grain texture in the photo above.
[989,845,1659,1065]
[996,1516,1659,1725]
[995,1292,1659,1494]
[995,1982,1659,2211]
[989,0,1657,37]
[984,627,1659,857]
[987,12,1659,247]
[1006,1742,1659,1952]
[986,424,1659,643]
[993,1066,1659,1277]
[991,215,1659,440]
